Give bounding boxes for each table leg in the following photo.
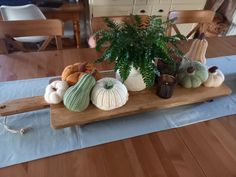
[73,20,80,48]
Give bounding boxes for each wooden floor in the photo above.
[0,36,236,177]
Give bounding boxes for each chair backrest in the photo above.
[90,15,149,34]
[167,10,215,39]
[0,4,46,21]
[0,4,49,44]
[0,19,64,52]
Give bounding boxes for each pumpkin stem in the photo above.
[78,62,88,72]
[52,87,57,91]
[105,81,114,89]
[91,69,97,78]
[187,66,195,74]
[208,66,218,73]
[198,33,205,40]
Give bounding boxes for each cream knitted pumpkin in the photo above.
[204,66,225,87]
[91,77,128,111]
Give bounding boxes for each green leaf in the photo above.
[94,15,184,87]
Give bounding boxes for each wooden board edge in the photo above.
[0,96,49,117]
[50,84,232,129]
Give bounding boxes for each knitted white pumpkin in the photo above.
[91,77,128,111]
[44,80,69,104]
[204,66,225,87]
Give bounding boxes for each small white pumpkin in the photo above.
[204,66,225,87]
[116,67,146,91]
[91,77,128,111]
[44,80,69,104]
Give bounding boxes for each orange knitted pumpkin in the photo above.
[62,62,101,85]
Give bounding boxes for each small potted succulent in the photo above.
[94,15,184,91]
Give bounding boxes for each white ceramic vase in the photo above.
[116,67,146,91]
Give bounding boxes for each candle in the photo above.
[157,74,177,99]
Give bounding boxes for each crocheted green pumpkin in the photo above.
[178,61,208,88]
[63,74,96,112]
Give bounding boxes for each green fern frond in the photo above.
[95,15,184,87]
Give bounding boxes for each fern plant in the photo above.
[94,15,184,87]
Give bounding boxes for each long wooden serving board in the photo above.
[0,73,232,129]
[50,84,232,129]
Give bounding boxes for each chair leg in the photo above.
[166,24,172,36]
[172,24,181,36]
[38,37,53,51]
[55,36,63,50]
[186,24,200,39]
[73,20,80,48]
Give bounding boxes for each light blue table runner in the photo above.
[0,55,236,168]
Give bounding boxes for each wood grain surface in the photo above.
[178,114,236,177]
[0,36,236,82]
[0,48,112,82]
[0,96,49,116]
[0,129,206,177]
[51,84,231,129]
[0,36,236,177]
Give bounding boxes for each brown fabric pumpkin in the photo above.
[62,62,101,85]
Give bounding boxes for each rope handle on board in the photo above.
[0,116,31,135]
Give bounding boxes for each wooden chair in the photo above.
[0,4,46,43]
[167,10,215,39]
[88,15,148,48]
[90,15,149,34]
[0,19,64,53]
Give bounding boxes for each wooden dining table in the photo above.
[0,36,236,177]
